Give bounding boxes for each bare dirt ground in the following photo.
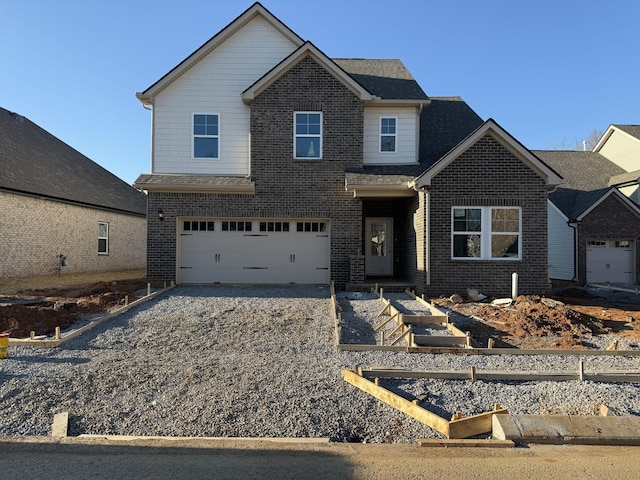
[432,287,640,350]
[0,270,148,338]
[2,270,640,349]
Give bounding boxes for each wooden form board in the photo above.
[413,335,469,347]
[341,368,506,439]
[359,367,640,383]
[401,314,449,324]
[8,285,175,348]
[337,343,640,356]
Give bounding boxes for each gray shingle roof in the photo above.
[334,59,429,100]
[134,174,254,192]
[534,150,630,219]
[0,107,146,215]
[614,125,640,140]
[533,150,625,191]
[609,169,640,187]
[345,96,483,182]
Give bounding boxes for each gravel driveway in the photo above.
[2,286,640,443]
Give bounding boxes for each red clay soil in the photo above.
[0,279,148,338]
[431,289,640,350]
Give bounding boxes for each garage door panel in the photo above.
[179,219,330,284]
[586,240,634,284]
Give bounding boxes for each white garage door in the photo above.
[586,239,634,284]
[178,219,330,284]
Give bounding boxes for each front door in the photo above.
[365,217,393,276]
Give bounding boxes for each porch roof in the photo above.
[134,174,255,194]
[344,172,415,197]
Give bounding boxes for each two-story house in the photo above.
[134,2,562,296]
[537,125,640,285]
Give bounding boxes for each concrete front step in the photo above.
[493,414,640,446]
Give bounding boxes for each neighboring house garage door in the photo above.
[178,219,330,284]
[586,240,634,284]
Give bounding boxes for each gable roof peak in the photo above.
[241,41,378,103]
[413,118,563,188]
[136,2,304,104]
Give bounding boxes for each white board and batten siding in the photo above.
[363,107,419,165]
[178,218,330,285]
[151,16,299,176]
[547,200,575,281]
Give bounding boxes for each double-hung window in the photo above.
[98,222,109,255]
[380,117,397,152]
[452,207,521,260]
[193,114,219,158]
[294,112,322,159]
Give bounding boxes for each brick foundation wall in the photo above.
[425,134,549,297]
[0,191,146,278]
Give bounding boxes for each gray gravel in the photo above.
[1,286,640,443]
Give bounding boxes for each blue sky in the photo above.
[2,1,638,185]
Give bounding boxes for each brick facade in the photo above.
[0,191,146,278]
[576,193,640,284]
[146,55,364,288]
[425,134,549,297]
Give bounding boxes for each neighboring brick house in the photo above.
[134,2,562,296]
[0,107,147,278]
[536,125,640,285]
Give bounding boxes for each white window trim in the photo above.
[98,221,109,255]
[192,113,220,160]
[451,207,522,261]
[379,116,398,153]
[294,111,322,160]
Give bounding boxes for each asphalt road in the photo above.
[1,437,638,479]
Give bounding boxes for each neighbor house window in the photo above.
[380,117,397,152]
[452,207,521,260]
[193,114,219,158]
[98,222,109,255]
[294,112,322,159]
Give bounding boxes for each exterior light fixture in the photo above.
[158,209,164,221]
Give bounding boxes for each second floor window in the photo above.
[193,114,219,158]
[380,117,397,152]
[294,112,322,159]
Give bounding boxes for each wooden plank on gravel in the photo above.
[401,315,449,324]
[448,406,508,439]
[413,335,468,347]
[52,412,69,437]
[341,369,450,436]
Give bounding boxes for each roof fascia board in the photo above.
[363,99,430,108]
[242,42,376,103]
[137,3,304,104]
[591,124,640,152]
[576,188,640,221]
[413,119,564,188]
[592,125,615,152]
